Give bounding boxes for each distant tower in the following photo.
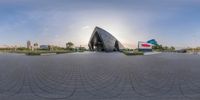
[27,41,31,49]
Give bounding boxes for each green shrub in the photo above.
[25,52,41,56]
[123,51,144,56]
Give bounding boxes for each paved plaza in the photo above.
[0,52,200,100]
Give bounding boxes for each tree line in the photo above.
[153,45,175,52]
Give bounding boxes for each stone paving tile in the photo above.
[0,52,200,100]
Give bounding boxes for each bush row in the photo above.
[123,51,144,56]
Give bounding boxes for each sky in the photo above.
[0,0,200,49]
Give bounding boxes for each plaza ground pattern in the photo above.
[0,52,200,100]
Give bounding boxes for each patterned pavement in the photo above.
[0,52,200,100]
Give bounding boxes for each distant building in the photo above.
[40,45,49,50]
[138,41,153,52]
[27,41,32,49]
[138,39,158,52]
[88,27,124,52]
[176,49,187,53]
[147,39,158,46]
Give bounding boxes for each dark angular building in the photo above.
[88,27,125,52]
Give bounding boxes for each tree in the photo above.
[170,46,175,51]
[66,42,74,49]
[163,46,168,51]
[17,47,29,51]
[152,45,164,51]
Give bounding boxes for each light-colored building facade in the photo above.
[27,41,32,49]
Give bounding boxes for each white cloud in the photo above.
[81,26,91,30]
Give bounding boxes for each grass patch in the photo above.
[123,51,144,56]
[1,49,84,56]
[25,50,76,56]
[55,51,74,54]
[78,50,85,52]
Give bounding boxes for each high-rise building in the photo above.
[27,41,31,49]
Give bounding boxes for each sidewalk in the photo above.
[144,52,161,55]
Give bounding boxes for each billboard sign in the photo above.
[138,41,153,49]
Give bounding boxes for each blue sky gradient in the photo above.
[0,0,200,48]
